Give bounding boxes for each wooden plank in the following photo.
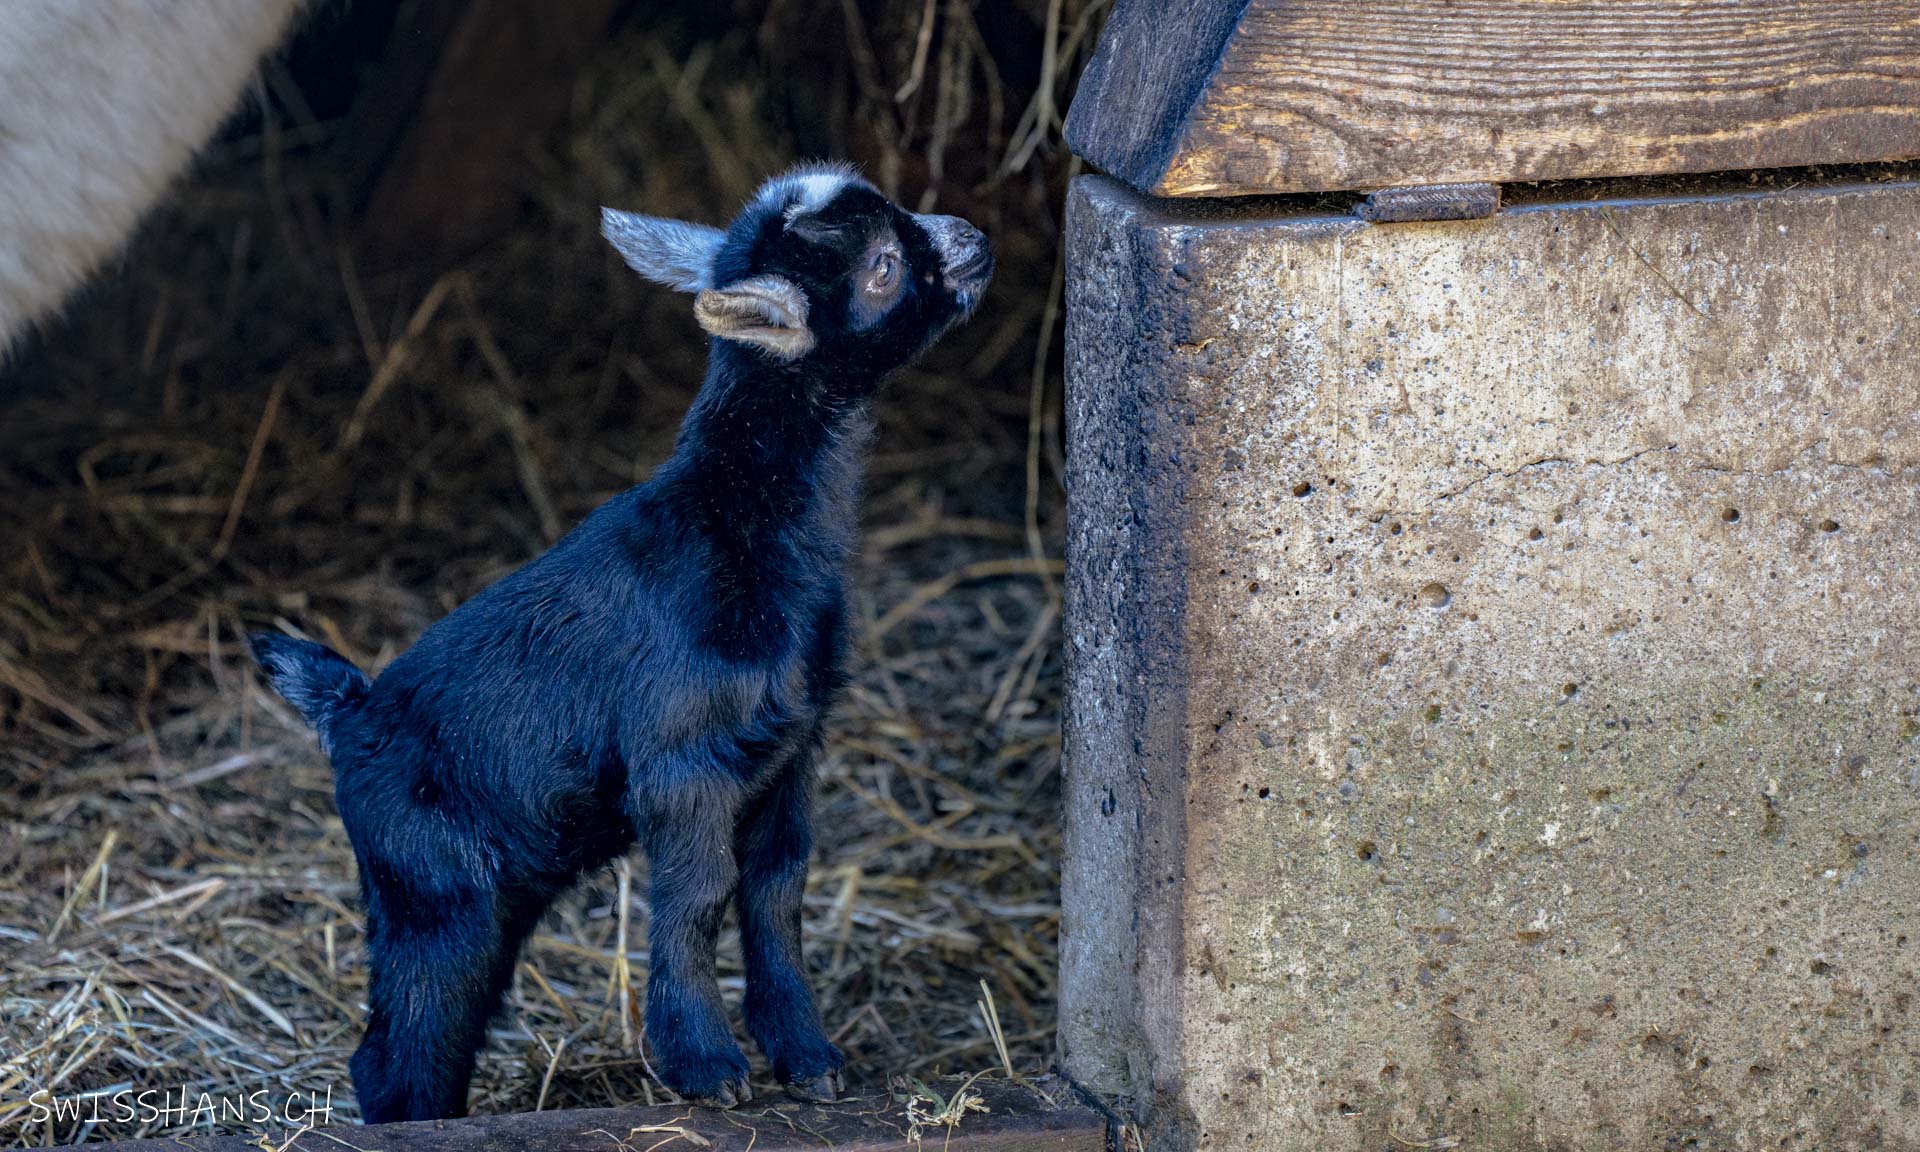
[90,1078,1107,1152]
[1057,0,1250,196]
[1065,0,1920,197]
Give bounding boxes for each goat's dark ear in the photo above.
[601,208,724,292]
[694,275,815,360]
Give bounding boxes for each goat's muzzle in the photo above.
[916,214,993,313]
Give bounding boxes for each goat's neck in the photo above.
[656,342,871,540]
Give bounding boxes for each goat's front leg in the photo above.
[735,750,845,1101]
[642,773,752,1107]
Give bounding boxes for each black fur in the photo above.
[252,165,990,1122]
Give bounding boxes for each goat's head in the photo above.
[601,163,991,376]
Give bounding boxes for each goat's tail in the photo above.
[249,632,370,756]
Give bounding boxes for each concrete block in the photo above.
[1061,173,1920,1151]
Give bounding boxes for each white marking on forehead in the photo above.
[779,172,854,223]
[752,162,863,225]
[797,172,849,210]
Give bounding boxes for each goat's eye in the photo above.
[867,250,899,292]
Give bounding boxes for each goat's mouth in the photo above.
[945,250,994,317]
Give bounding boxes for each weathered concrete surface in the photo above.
[1061,173,1920,1151]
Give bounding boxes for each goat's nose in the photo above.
[916,213,991,288]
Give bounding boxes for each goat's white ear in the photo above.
[601,208,724,292]
[694,275,815,360]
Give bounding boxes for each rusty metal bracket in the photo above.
[1357,182,1502,223]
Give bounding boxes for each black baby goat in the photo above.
[252,164,991,1123]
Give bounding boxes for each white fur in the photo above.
[783,173,848,219]
[0,0,307,353]
[763,161,860,224]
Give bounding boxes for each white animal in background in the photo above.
[0,0,308,355]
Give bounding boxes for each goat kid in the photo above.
[252,164,991,1123]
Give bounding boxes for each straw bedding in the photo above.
[0,1,1100,1140]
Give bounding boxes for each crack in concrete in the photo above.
[1414,440,1913,515]
[1424,443,1678,509]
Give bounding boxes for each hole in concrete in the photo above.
[1528,527,1545,541]
[1258,787,1270,799]
[1820,518,1840,533]
[1562,682,1579,698]
[1293,481,1313,497]
[1417,582,1451,608]
[1389,522,1403,535]
[1722,507,1741,523]
[1247,581,1260,594]
[1424,704,1442,723]
[1810,959,1833,975]
[1356,841,1378,862]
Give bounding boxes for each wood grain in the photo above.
[1060,0,1250,192]
[91,1078,1106,1152]
[1066,0,1920,196]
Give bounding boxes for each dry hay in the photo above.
[0,1,1103,1141]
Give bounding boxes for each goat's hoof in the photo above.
[714,1075,756,1113]
[698,1078,754,1110]
[690,1076,753,1110]
[785,1070,844,1103]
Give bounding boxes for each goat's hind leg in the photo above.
[736,754,845,1101]
[351,869,538,1123]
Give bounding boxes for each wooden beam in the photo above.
[92,1078,1107,1152]
[1066,0,1920,197]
